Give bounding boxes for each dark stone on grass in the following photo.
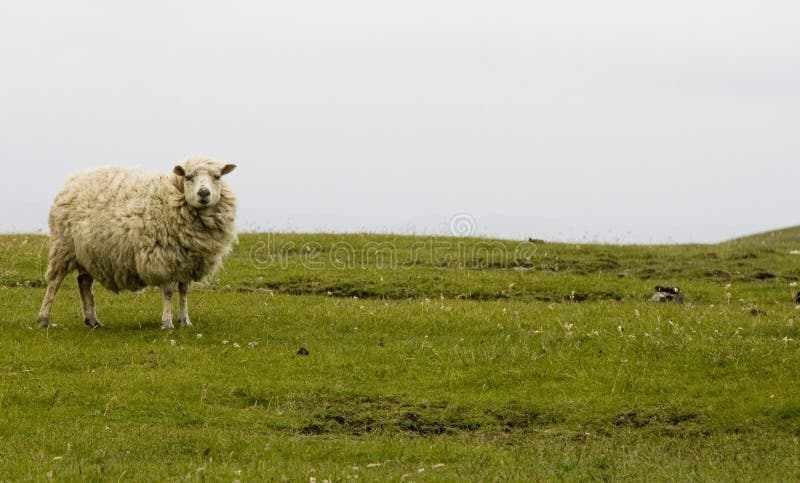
[794,291,800,304]
[297,347,310,356]
[752,271,776,280]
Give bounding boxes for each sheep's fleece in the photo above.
[38,156,237,329]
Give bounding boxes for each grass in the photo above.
[2,230,800,480]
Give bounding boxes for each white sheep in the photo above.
[37,156,238,329]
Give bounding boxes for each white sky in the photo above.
[1,1,798,243]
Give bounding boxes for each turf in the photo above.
[2,230,800,480]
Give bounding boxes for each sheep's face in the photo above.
[173,158,236,209]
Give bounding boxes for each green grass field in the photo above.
[2,229,800,481]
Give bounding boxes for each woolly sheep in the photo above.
[37,156,238,329]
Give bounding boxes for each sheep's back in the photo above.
[49,167,168,291]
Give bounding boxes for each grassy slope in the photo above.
[1,230,800,480]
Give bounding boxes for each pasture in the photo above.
[2,230,800,480]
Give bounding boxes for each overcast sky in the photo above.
[1,1,798,243]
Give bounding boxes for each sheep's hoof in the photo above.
[38,318,50,329]
[161,321,175,330]
[85,319,104,329]
[179,318,193,328]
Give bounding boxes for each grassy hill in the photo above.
[1,229,800,480]
[728,225,800,246]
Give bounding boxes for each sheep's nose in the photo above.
[198,188,210,199]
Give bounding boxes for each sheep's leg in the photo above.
[78,272,103,328]
[161,283,175,329]
[37,271,67,328]
[178,281,193,327]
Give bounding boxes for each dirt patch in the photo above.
[611,409,700,430]
[298,399,562,436]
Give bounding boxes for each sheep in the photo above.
[37,156,237,329]
[650,285,684,304]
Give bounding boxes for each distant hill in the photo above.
[726,225,800,247]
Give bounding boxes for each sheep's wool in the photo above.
[47,159,237,292]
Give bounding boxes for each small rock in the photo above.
[297,347,310,356]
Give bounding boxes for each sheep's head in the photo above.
[173,156,236,209]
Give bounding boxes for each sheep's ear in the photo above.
[173,166,185,177]
[221,164,237,175]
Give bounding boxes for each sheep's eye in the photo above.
[213,175,221,181]
[185,176,194,182]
